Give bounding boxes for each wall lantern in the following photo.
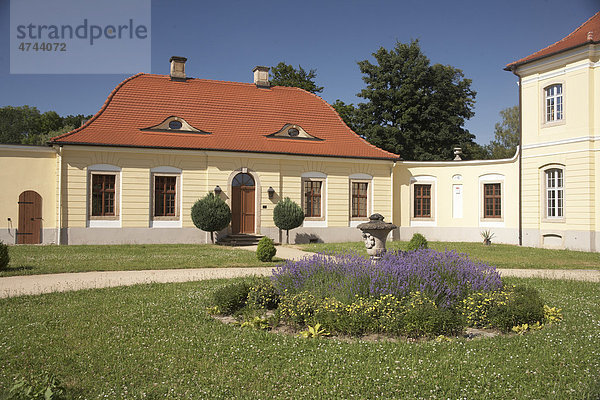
[214,185,222,195]
[268,186,275,199]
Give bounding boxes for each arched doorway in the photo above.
[231,173,255,234]
[17,190,42,244]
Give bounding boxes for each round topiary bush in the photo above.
[0,241,9,270]
[273,197,304,244]
[407,233,428,251]
[256,236,277,262]
[191,192,231,243]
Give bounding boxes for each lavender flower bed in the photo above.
[272,249,502,308]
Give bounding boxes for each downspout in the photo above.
[56,145,63,245]
[512,67,523,246]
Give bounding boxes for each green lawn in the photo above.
[1,244,280,277]
[298,241,600,270]
[0,277,598,399]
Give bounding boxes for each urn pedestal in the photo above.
[357,214,397,259]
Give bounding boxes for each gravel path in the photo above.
[0,246,598,298]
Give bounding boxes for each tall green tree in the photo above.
[486,106,519,159]
[191,193,232,244]
[270,62,324,94]
[346,40,477,161]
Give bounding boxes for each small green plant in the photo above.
[273,197,305,244]
[9,374,66,400]
[256,236,277,262]
[406,233,428,251]
[246,277,280,310]
[481,230,495,245]
[239,316,271,330]
[0,240,9,270]
[299,323,329,338]
[488,285,545,332]
[543,305,563,324]
[210,281,252,315]
[511,322,543,335]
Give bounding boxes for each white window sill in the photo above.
[88,219,121,228]
[479,221,505,228]
[303,220,327,228]
[349,220,368,228]
[151,220,182,228]
[410,220,436,227]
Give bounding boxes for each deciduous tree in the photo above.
[270,62,324,94]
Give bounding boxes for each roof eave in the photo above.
[505,40,600,72]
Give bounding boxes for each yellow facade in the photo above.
[0,145,57,244]
[515,44,600,250]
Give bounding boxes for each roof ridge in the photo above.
[49,73,145,142]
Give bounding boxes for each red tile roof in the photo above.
[506,12,600,70]
[50,74,399,160]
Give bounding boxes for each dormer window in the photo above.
[168,120,183,130]
[267,124,322,140]
[141,116,209,134]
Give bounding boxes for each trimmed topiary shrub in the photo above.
[256,236,276,262]
[191,192,231,244]
[273,197,304,244]
[407,233,428,251]
[0,240,9,270]
[211,281,252,315]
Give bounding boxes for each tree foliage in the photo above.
[0,105,90,145]
[336,40,477,161]
[273,197,304,244]
[486,106,519,159]
[270,62,324,94]
[191,193,232,244]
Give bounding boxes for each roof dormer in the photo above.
[141,116,210,134]
[267,124,322,140]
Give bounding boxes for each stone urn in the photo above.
[357,214,397,259]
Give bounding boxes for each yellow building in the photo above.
[1,12,598,251]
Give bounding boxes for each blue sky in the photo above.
[0,0,597,144]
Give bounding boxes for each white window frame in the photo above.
[410,176,436,227]
[87,164,122,228]
[349,173,373,227]
[479,174,505,228]
[543,83,564,126]
[545,168,564,221]
[150,166,182,228]
[301,172,327,227]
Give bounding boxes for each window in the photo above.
[413,184,431,218]
[483,183,501,218]
[91,174,116,217]
[351,182,368,218]
[546,168,564,218]
[304,180,322,218]
[154,176,177,217]
[545,84,563,123]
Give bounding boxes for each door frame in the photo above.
[17,190,42,244]
[227,168,261,234]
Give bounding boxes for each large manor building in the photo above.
[1,12,599,251]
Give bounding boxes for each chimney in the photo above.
[253,66,270,88]
[170,56,187,81]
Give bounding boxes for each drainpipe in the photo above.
[511,67,523,246]
[56,145,63,245]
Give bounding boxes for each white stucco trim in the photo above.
[410,175,437,227]
[401,148,519,166]
[349,220,368,228]
[478,174,505,228]
[88,164,121,172]
[301,171,327,179]
[521,62,594,85]
[522,148,600,159]
[348,173,373,180]
[150,166,182,174]
[522,136,600,150]
[89,219,122,228]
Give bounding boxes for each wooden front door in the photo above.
[17,191,42,244]
[231,173,255,234]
